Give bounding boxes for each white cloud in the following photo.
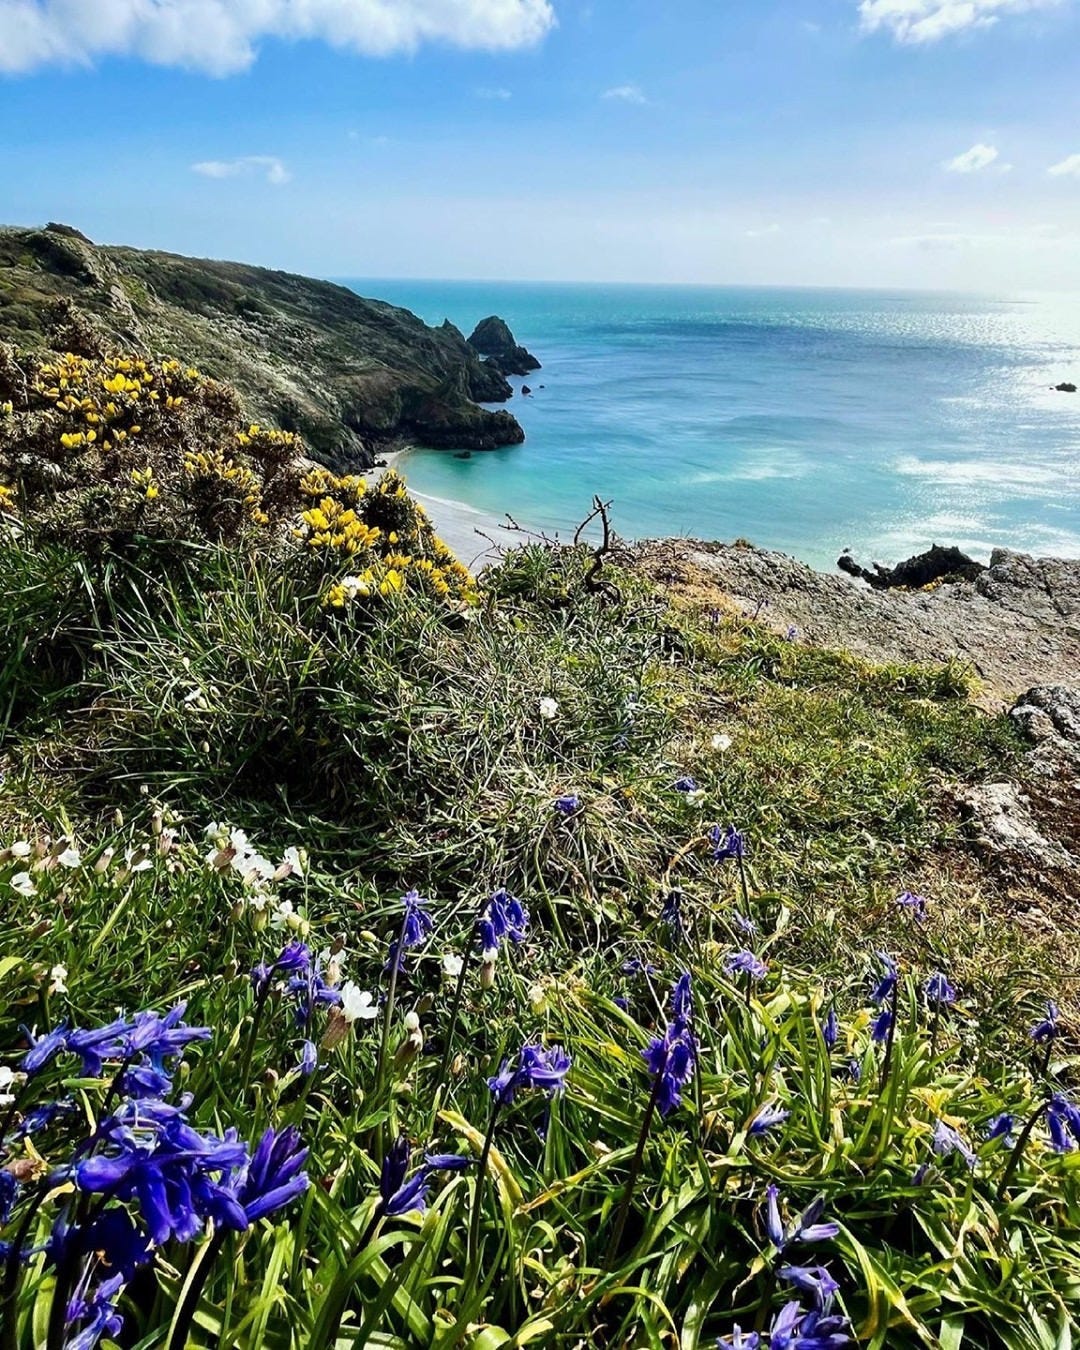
[192,156,291,185]
[858,0,1062,44]
[476,86,512,99]
[943,142,999,173]
[1048,153,1080,177]
[744,223,782,238]
[0,0,556,76]
[602,84,648,105]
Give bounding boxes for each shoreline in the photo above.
[374,447,543,568]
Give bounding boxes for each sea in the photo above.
[342,280,1080,571]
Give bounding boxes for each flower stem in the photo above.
[167,1230,226,1350]
[998,1100,1049,1201]
[435,920,480,1095]
[468,1100,502,1268]
[878,986,900,1094]
[606,1068,664,1270]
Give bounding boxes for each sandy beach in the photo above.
[378,448,546,570]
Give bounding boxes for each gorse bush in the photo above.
[1,342,1076,1346]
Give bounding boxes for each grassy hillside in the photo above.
[1,349,1078,1349]
[0,223,525,468]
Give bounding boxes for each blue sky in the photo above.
[1,0,1079,289]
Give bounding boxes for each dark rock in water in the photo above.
[467,315,541,377]
[0,222,528,470]
[454,450,472,459]
[838,543,986,590]
[521,385,532,396]
[1055,382,1077,393]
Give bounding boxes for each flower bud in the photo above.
[151,810,163,836]
[416,992,434,1016]
[94,847,115,874]
[231,900,246,923]
[113,809,124,828]
[199,740,210,756]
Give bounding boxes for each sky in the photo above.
[1,0,1080,290]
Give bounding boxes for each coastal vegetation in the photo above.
[2,343,1078,1349]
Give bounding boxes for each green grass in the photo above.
[2,515,1077,1349]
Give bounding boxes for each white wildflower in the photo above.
[0,1065,21,1107]
[442,953,464,979]
[538,696,559,721]
[10,840,31,859]
[10,872,36,897]
[49,964,68,995]
[340,982,378,1023]
[686,788,707,806]
[270,899,296,929]
[56,847,81,869]
[711,732,733,752]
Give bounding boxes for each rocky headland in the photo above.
[0,222,535,470]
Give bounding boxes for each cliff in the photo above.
[0,222,527,469]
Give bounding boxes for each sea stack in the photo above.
[466,315,542,377]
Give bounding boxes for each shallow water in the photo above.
[343,280,1080,570]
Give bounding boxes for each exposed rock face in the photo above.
[0,223,530,470]
[838,543,985,590]
[466,315,541,378]
[1054,382,1077,393]
[626,540,1080,705]
[956,684,1080,897]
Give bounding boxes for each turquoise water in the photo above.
[343,280,1080,570]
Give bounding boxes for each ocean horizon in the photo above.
[343,279,1080,572]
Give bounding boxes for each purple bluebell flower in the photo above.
[7,1098,77,1141]
[822,1008,839,1051]
[480,889,529,952]
[519,1044,571,1093]
[710,823,746,861]
[924,972,956,1007]
[846,1058,862,1084]
[622,958,658,977]
[65,1273,125,1350]
[896,890,928,922]
[554,794,581,816]
[796,1306,852,1349]
[661,888,687,947]
[870,1008,893,1043]
[400,890,433,949]
[673,776,698,793]
[931,1120,977,1170]
[286,961,342,1024]
[725,950,767,982]
[1048,1103,1073,1153]
[732,911,757,936]
[614,995,630,1012]
[486,1059,519,1106]
[1049,1096,1080,1153]
[379,1135,429,1217]
[778,1264,840,1309]
[423,1153,472,1172]
[1031,1001,1059,1044]
[298,1040,318,1075]
[871,953,898,1005]
[766,1187,841,1252]
[252,941,312,997]
[487,1044,571,1107]
[749,1103,790,1136]
[75,1112,250,1246]
[785,625,799,641]
[986,1114,1014,1142]
[643,974,696,1116]
[671,972,692,1021]
[233,1125,309,1224]
[19,1022,68,1074]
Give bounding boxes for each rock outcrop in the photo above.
[0,223,531,470]
[837,543,985,590]
[1054,382,1077,393]
[626,540,1080,705]
[466,315,541,378]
